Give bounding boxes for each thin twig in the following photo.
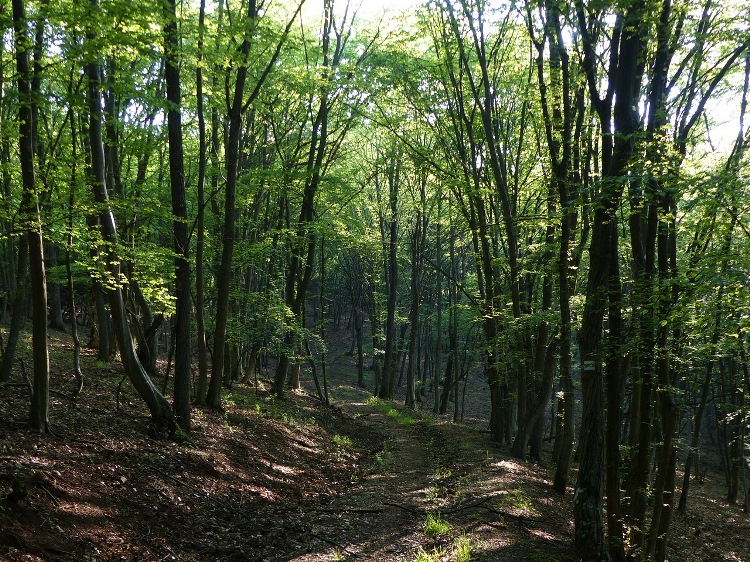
[383,501,424,514]
[310,533,359,557]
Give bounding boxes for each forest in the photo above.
[1,0,750,560]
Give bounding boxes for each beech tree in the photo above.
[1,3,749,559]
[162,0,190,429]
[205,0,304,408]
[83,0,175,433]
[12,0,49,432]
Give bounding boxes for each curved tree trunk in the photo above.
[85,0,174,432]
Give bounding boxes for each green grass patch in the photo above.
[387,407,417,426]
[333,385,364,400]
[423,512,452,537]
[435,465,453,479]
[366,397,419,426]
[452,535,472,561]
[424,485,440,501]
[374,445,395,471]
[500,489,533,511]
[333,434,353,447]
[243,394,316,427]
[413,546,445,562]
[412,535,472,562]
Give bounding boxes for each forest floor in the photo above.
[0,328,749,561]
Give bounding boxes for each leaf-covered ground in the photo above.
[0,329,748,561]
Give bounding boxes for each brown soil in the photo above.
[0,330,747,561]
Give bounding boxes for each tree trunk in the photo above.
[0,236,29,383]
[379,151,399,400]
[67,100,83,399]
[573,2,646,556]
[13,0,49,431]
[193,0,209,406]
[45,241,65,331]
[206,69,244,407]
[217,0,301,403]
[85,1,174,432]
[433,194,443,414]
[405,190,425,409]
[354,305,365,387]
[164,0,191,430]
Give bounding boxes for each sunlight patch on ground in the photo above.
[61,501,109,518]
[528,529,557,541]
[494,460,522,472]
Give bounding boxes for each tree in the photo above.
[84,0,174,433]
[206,0,303,408]
[571,1,649,557]
[163,0,191,430]
[12,0,50,432]
[193,0,209,405]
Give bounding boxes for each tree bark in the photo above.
[67,106,83,399]
[163,0,191,430]
[193,0,209,406]
[12,0,49,432]
[85,0,174,432]
[379,151,399,400]
[573,2,646,558]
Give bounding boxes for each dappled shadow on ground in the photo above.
[1,329,748,561]
[0,334,379,561]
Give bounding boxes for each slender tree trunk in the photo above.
[405,224,420,409]
[214,0,302,404]
[207,58,246,408]
[512,190,556,459]
[12,0,49,432]
[193,0,209,406]
[606,221,626,561]
[450,226,459,423]
[85,0,174,432]
[84,120,113,364]
[67,101,83,399]
[45,242,65,331]
[0,236,29,383]
[0,45,12,323]
[163,0,191,430]
[433,200,443,415]
[553,164,575,492]
[354,305,365,387]
[379,152,400,400]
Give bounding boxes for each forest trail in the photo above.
[281,384,577,562]
[1,337,745,561]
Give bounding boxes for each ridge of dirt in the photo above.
[0,331,748,561]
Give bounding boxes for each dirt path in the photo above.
[0,355,574,562]
[2,334,748,561]
[292,401,450,561]
[277,385,577,562]
[2,357,745,561]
